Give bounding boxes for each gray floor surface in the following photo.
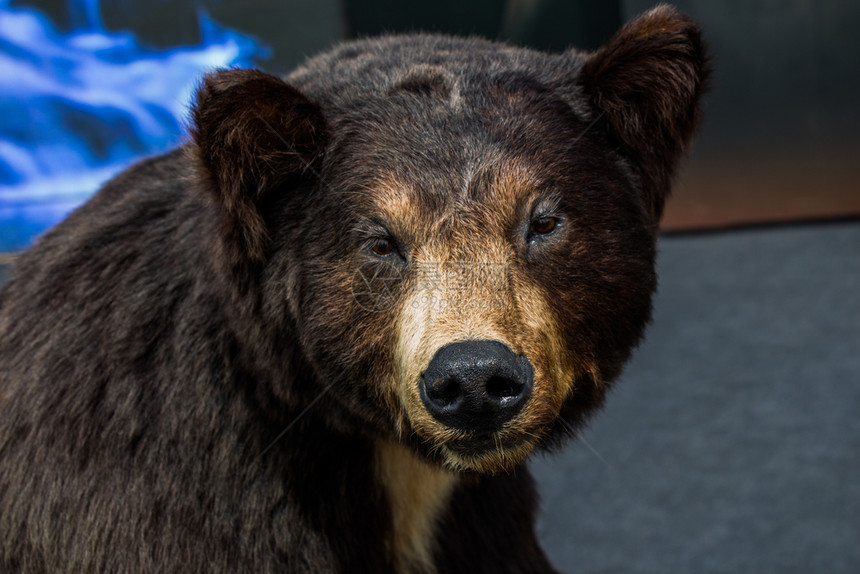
[532,221,860,573]
[1,221,858,572]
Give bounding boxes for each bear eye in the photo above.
[370,237,395,256]
[530,216,558,236]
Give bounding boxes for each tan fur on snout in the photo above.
[393,237,579,473]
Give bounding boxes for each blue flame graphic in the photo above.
[0,0,267,250]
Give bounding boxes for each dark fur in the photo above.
[0,6,707,572]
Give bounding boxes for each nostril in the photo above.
[426,378,461,407]
[485,376,523,400]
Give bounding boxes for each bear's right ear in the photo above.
[578,5,708,221]
[190,68,328,263]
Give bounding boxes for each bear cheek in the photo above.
[289,254,403,432]
[503,279,583,434]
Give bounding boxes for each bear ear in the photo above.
[190,68,328,263]
[578,5,708,221]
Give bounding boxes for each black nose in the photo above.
[419,340,534,432]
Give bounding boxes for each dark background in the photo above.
[4,1,860,572]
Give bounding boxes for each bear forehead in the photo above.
[284,34,624,242]
[287,33,588,117]
[310,69,596,214]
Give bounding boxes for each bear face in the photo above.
[287,67,658,475]
[190,6,707,474]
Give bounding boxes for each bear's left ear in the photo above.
[190,68,328,263]
[578,5,709,221]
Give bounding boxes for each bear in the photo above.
[0,5,707,573]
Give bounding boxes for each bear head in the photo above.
[189,5,708,473]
